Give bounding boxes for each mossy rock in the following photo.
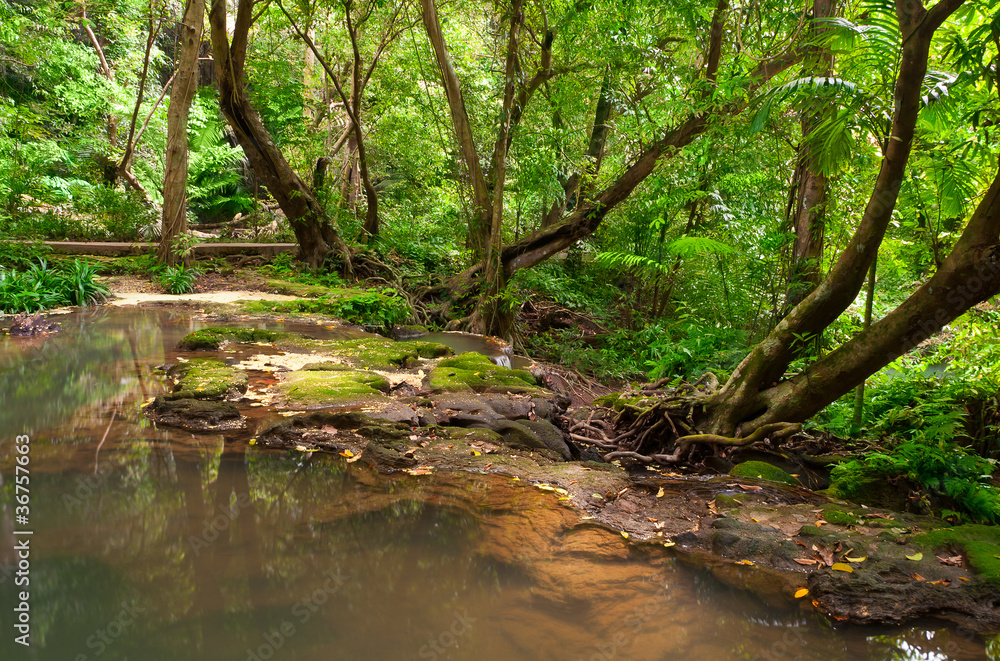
[426,352,542,394]
[915,525,1000,585]
[179,326,286,350]
[167,359,248,400]
[280,336,452,370]
[276,369,391,408]
[730,460,798,486]
[264,279,329,298]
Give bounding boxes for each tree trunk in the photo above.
[208,0,353,272]
[421,0,494,260]
[158,0,204,265]
[783,0,836,312]
[703,0,966,435]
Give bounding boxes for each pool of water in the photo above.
[0,308,996,660]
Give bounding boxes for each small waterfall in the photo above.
[491,355,512,368]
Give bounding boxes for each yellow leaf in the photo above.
[906,552,923,561]
[581,515,595,520]
[656,487,665,498]
[248,439,256,445]
[620,531,629,539]
[471,450,482,456]
[663,541,676,547]
[592,493,604,499]
[845,555,867,563]
[960,577,970,582]
[735,559,755,566]
[794,588,810,599]
[339,449,354,458]
[346,452,362,464]
[558,495,573,500]
[831,563,854,573]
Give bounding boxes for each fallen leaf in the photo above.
[793,558,818,566]
[663,541,676,548]
[937,555,963,566]
[794,588,810,599]
[471,449,482,456]
[581,515,595,520]
[737,483,763,492]
[592,493,604,499]
[906,552,923,562]
[346,452,362,463]
[811,600,820,608]
[403,467,434,476]
[960,576,970,581]
[815,520,827,526]
[656,487,665,498]
[735,559,755,566]
[646,517,659,522]
[929,579,951,586]
[831,563,854,573]
[912,573,926,582]
[338,449,354,458]
[620,531,629,539]
[845,555,868,563]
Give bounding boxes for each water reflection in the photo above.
[0,308,996,661]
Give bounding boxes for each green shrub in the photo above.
[0,258,109,312]
[158,264,199,295]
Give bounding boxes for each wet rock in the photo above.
[179,326,285,350]
[9,313,60,336]
[257,411,412,450]
[363,440,418,469]
[388,324,428,340]
[167,359,248,400]
[276,369,390,407]
[486,419,572,461]
[145,397,246,431]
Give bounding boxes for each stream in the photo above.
[0,307,996,660]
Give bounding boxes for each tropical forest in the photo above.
[2,0,1000,658]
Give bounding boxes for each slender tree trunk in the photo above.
[158,0,204,265]
[784,0,836,312]
[703,0,966,435]
[209,0,352,272]
[467,0,524,338]
[421,0,492,260]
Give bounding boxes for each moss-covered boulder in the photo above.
[279,336,452,370]
[730,460,798,486]
[592,391,659,413]
[167,359,248,400]
[276,369,391,408]
[145,397,246,431]
[916,525,1000,585]
[426,352,542,394]
[178,326,286,350]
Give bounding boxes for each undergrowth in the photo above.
[0,258,109,312]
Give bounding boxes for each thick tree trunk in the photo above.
[739,167,1000,430]
[704,0,966,435]
[208,0,352,272]
[158,0,204,265]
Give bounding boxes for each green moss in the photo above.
[822,508,858,526]
[730,460,798,486]
[241,287,411,326]
[280,336,452,370]
[427,352,541,394]
[592,391,657,412]
[264,279,329,298]
[168,359,248,400]
[915,525,1000,585]
[715,494,744,509]
[179,326,286,350]
[798,525,824,537]
[277,370,391,408]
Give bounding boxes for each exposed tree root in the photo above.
[564,376,803,468]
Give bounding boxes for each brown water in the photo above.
[0,308,997,661]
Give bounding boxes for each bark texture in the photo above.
[209,0,352,271]
[159,0,204,265]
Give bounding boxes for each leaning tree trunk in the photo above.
[208,0,352,272]
[159,0,204,266]
[702,0,966,436]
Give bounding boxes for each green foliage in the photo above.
[157,264,199,295]
[0,239,51,269]
[242,287,410,328]
[830,441,1000,524]
[0,258,109,312]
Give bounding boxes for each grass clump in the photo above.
[0,258,109,312]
